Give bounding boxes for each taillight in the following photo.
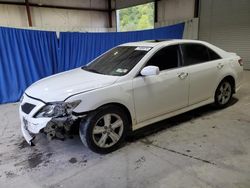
[238,59,243,66]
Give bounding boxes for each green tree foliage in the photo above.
[118,3,154,32]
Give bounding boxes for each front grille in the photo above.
[21,103,36,114]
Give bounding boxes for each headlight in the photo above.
[35,100,81,118]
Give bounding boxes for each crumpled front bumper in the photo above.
[20,114,51,145]
[19,94,51,145]
[20,117,35,145]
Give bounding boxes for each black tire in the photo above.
[214,79,233,108]
[79,105,129,154]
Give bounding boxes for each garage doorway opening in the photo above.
[116,2,155,32]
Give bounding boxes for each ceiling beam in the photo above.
[0,1,115,12]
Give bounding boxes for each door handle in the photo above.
[217,63,224,69]
[178,72,188,80]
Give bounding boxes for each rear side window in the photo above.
[207,48,221,60]
[181,44,210,66]
[146,45,180,71]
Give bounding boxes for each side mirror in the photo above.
[140,66,160,76]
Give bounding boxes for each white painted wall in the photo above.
[0,0,112,32]
[0,0,196,34]
[30,7,109,30]
[0,4,27,27]
[155,0,197,40]
[182,18,199,39]
[30,0,108,9]
[157,0,195,23]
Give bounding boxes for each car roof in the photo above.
[119,39,207,48]
[119,39,228,58]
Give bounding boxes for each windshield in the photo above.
[82,46,151,76]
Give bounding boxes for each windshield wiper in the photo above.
[81,66,101,74]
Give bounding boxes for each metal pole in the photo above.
[108,0,112,28]
[25,0,32,27]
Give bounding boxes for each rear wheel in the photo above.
[214,79,233,108]
[79,105,128,154]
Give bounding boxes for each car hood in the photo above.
[25,68,119,102]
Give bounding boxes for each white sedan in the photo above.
[19,39,243,153]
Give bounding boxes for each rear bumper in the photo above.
[235,85,241,93]
[235,63,244,93]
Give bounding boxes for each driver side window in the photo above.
[146,45,180,71]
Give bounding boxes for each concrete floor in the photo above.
[0,71,250,188]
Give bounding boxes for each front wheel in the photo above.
[79,105,129,154]
[214,79,233,108]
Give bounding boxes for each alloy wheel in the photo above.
[92,113,124,148]
[217,82,232,105]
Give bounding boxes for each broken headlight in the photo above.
[35,100,81,118]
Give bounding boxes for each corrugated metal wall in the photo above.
[199,0,250,69]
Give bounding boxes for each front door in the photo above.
[132,45,189,123]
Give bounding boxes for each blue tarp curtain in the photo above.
[0,23,184,104]
[0,27,58,104]
[57,23,184,72]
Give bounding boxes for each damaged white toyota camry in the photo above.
[19,39,243,153]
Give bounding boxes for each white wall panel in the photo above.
[0,4,28,27]
[0,3,109,31]
[183,18,199,39]
[157,0,195,22]
[154,0,197,39]
[30,0,108,9]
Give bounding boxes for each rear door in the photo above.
[180,43,222,105]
